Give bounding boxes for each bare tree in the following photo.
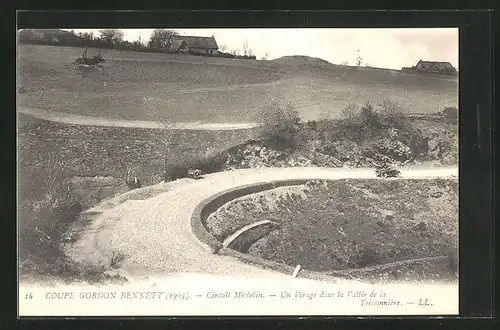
[219,44,228,52]
[230,48,240,56]
[242,40,250,56]
[356,56,363,68]
[141,97,174,181]
[241,40,255,57]
[148,29,179,52]
[261,51,269,60]
[340,61,349,66]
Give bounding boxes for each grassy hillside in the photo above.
[18,45,458,123]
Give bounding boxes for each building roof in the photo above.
[171,35,218,50]
[416,60,456,71]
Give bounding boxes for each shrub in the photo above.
[110,251,126,269]
[256,102,301,150]
[339,103,359,123]
[336,101,383,142]
[74,49,105,66]
[379,98,404,116]
[359,101,382,131]
[378,98,408,128]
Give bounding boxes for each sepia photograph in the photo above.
[17,27,459,316]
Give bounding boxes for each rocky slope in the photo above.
[223,118,457,171]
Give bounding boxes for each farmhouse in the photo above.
[171,35,219,55]
[402,60,457,76]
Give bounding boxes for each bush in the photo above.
[359,102,382,131]
[339,103,359,123]
[74,50,105,66]
[378,98,408,128]
[336,101,383,142]
[336,100,422,144]
[256,102,301,150]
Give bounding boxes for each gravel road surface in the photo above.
[19,106,257,130]
[63,166,458,284]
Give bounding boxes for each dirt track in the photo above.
[63,166,458,284]
[18,106,258,130]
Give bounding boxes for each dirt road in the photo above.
[63,166,458,283]
[18,106,258,130]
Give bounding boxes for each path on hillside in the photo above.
[107,56,274,70]
[63,166,458,284]
[176,81,282,94]
[18,106,258,130]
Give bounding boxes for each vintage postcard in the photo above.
[17,27,459,316]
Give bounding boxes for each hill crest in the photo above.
[272,55,333,66]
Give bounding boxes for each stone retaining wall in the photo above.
[190,179,313,253]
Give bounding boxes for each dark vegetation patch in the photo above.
[206,179,458,281]
[18,194,128,285]
[74,48,105,66]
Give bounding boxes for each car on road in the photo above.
[187,169,205,179]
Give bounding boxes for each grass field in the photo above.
[18,45,458,123]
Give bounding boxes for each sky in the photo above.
[67,28,458,70]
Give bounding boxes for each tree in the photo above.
[148,29,179,52]
[230,48,240,56]
[132,40,144,51]
[242,40,250,56]
[141,97,174,181]
[219,44,228,52]
[341,61,349,66]
[261,52,269,60]
[99,29,124,46]
[242,40,254,57]
[76,32,94,47]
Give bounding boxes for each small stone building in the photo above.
[171,35,219,55]
[402,60,457,76]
